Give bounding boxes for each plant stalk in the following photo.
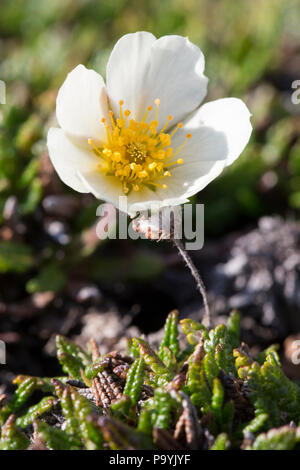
[173,238,211,328]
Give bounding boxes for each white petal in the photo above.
[168,160,226,200]
[78,169,189,216]
[106,33,208,130]
[47,127,98,193]
[160,97,252,200]
[56,64,109,147]
[143,35,208,130]
[183,97,252,166]
[143,126,227,203]
[127,188,190,215]
[106,32,156,122]
[78,170,124,207]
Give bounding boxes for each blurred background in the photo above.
[0,0,300,385]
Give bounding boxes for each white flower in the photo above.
[47,32,252,216]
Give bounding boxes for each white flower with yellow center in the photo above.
[47,32,252,216]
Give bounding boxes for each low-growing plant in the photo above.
[1,310,300,450]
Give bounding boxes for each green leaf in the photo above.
[159,310,179,361]
[123,358,145,406]
[26,262,66,293]
[0,416,29,450]
[210,433,230,450]
[34,421,82,450]
[56,335,91,380]
[0,241,33,273]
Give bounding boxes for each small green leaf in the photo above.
[0,241,33,273]
[26,262,66,293]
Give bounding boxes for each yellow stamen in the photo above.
[160,114,173,133]
[148,162,157,170]
[170,122,183,137]
[119,100,124,119]
[154,98,160,121]
[165,159,184,167]
[108,111,116,129]
[172,133,192,157]
[148,182,168,190]
[87,99,190,194]
[142,105,153,122]
[88,138,103,157]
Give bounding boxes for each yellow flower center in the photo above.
[88,99,191,195]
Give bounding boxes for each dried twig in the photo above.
[173,392,202,450]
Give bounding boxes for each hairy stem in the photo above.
[173,238,211,328]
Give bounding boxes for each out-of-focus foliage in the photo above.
[0,0,299,282]
[1,311,300,450]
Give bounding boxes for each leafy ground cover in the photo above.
[1,311,300,450]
